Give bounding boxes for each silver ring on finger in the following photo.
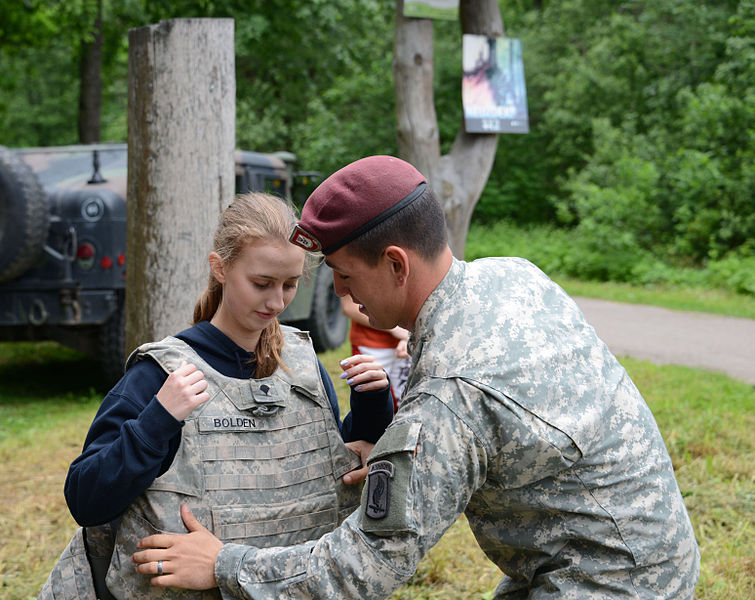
[157,560,163,575]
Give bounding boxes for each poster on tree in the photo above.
[462,35,530,134]
[403,0,459,20]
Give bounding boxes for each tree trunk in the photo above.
[77,0,103,143]
[126,18,236,355]
[394,0,503,258]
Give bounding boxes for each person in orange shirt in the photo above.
[341,296,410,412]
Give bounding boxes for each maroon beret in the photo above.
[289,155,426,254]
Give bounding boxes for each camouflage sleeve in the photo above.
[215,393,486,599]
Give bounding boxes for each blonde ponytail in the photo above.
[193,274,223,325]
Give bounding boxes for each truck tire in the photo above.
[303,264,348,352]
[0,146,49,283]
[98,293,126,384]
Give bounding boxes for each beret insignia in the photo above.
[289,224,322,252]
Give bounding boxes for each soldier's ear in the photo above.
[209,252,226,284]
[383,246,409,286]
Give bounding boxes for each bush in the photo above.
[472,1,753,272]
[706,250,755,295]
[466,221,754,296]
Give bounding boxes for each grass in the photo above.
[3,265,754,598]
[0,342,104,598]
[1,269,753,599]
[1,337,753,599]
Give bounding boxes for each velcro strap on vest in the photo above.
[200,432,330,461]
[204,459,334,490]
[214,506,338,541]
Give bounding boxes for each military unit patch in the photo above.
[365,460,395,520]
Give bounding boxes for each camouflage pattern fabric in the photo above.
[37,524,116,600]
[37,528,96,600]
[215,257,699,599]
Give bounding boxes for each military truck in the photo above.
[0,143,347,383]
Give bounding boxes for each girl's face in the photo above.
[210,239,305,350]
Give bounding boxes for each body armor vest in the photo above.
[41,328,361,600]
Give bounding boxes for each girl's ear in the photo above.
[209,252,226,284]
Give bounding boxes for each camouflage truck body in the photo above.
[0,144,346,382]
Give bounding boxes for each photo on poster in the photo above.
[403,0,459,21]
[462,35,529,134]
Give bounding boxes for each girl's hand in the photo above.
[339,354,389,392]
[343,440,375,485]
[156,361,210,421]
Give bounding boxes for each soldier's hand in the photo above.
[133,504,221,590]
[339,354,389,392]
[156,361,210,422]
[343,440,375,485]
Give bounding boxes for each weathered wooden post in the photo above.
[126,18,235,354]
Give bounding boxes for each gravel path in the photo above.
[573,297,755,385]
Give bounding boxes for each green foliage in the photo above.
[1,0,751,286]
[0,45,79,146]
[233,0,393,158]
[292,17,398,176]
[0,0,137,146]
[557,54,754,268]
[0,0,397,159]
[475,0,753,278]
[0,0,98,48]
[467,220,755,301]
[705,245,755,295]
[123,0,398,168]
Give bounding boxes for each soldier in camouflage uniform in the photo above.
[38,192,394,600]
[133,157,700,599]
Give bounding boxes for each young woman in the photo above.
[39,193,393,600]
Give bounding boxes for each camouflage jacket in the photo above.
[215,258,700,599]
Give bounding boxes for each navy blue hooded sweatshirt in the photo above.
[65,321,393,526]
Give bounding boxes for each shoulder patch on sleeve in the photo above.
[360,421,422,534]
[365,460,394,520]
